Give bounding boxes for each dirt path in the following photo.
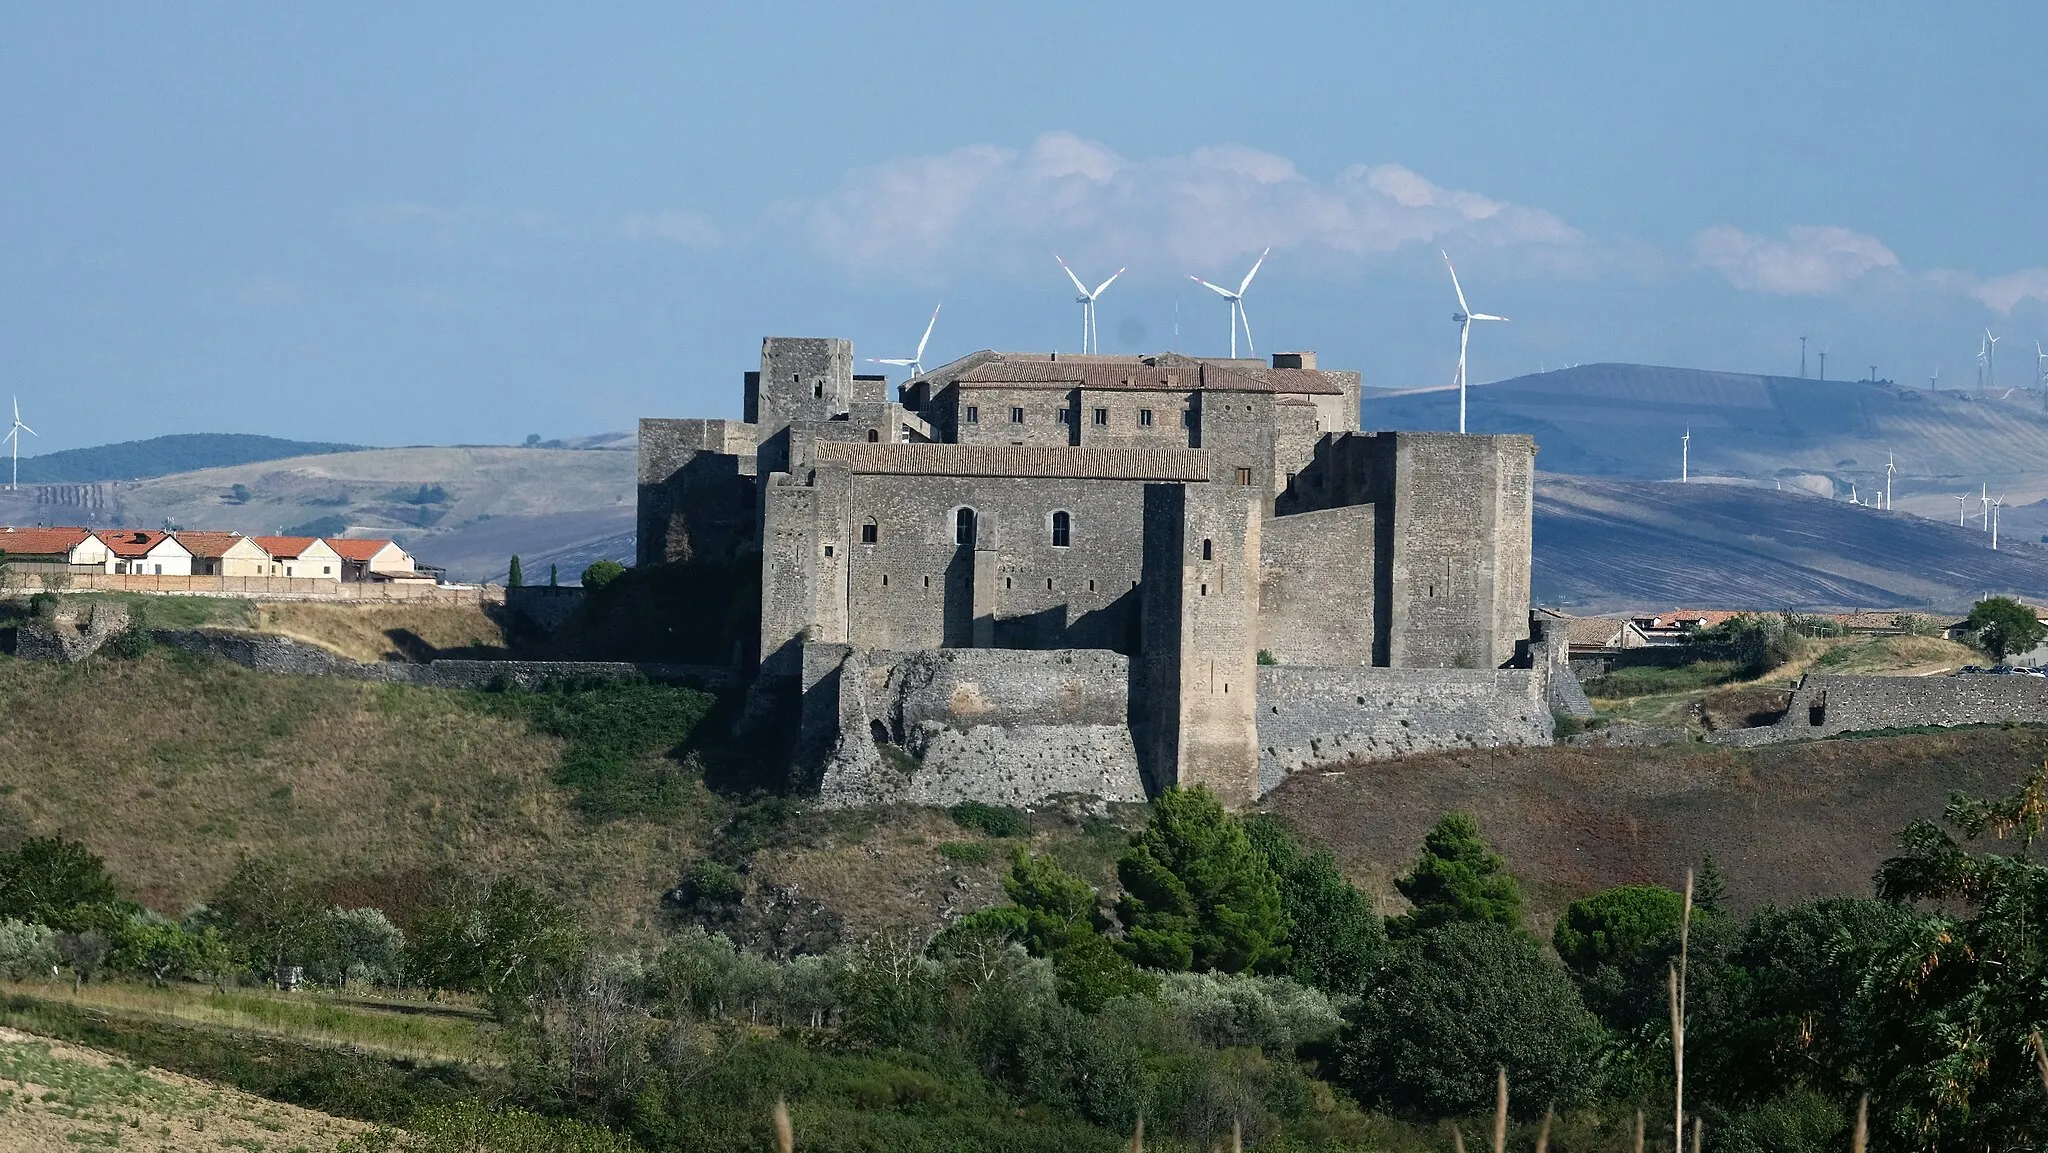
[0,1025,370,1152]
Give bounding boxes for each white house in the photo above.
[252,536,344,581]
[92,529,194,576]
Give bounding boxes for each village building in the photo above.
[0,526,111,570]
[93,530,193,576]
[174,531,274,577]
[326,538,428,583]
[252,536,344,580]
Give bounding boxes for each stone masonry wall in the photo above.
[1255,665,1554,793]
[1710,673,2048,746]
[148,629,735,691]
[810,645,1146,809]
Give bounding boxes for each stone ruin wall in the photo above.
[1711,672,2048,746]
[1254,665,1554,793]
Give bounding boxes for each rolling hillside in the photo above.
[11,433,367,483]
[1366,364,2048,520]
[1534,473,2048,612]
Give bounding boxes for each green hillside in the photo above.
[15,433,367,483]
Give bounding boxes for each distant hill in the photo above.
[1366,364,2048,514]
[15,433,367,483]
[1535,473,2048,613]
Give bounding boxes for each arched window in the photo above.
[860,517,878,544]
[955,508,977,547]
[866,428,880,442]
[1201,538,1213,561]
[1050,511,1071,547]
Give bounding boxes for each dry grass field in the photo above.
[0,651,699,937]
[249,601,512,662]
[0,1025,370,1152]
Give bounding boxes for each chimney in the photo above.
[1272,351,1316,370]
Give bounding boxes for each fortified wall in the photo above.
[1711,672,2048,746]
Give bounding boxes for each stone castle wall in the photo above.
[1711,672,2048,746]
[1254,665,1553,792]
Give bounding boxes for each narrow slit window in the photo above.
[1050,511,1071,547]
[923,575,930,588]
[1201,538,1213,561]
[964,405,979,424]
[1010,406,1025,423]
[1047,577,1055,590]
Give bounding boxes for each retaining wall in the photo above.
[809,644,1147,808]
[1255,665,1553,792]
[1710,672,2048,746]
[12,573,500,604]
[148,629,734,691]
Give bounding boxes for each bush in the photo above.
[581,560,627,590]
[342,1099,637,1152]
[1337,920,1607,1118]
[936,842,994,865]
[0,836,122,931]
[1552,883,1684,978]
[948,801,1029,838]
[1242,814,1384,995]
[0,917,58,979]
[672,859,746,917]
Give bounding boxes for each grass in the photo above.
[6,591,259,631]
[0,980,496,1066]
[249,601,513,663]
[0,650,705,942]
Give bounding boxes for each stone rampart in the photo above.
[810,644,1147,808]
[14,573,498,604]
[1254,665,1553,792]
[1708,672,2048,746]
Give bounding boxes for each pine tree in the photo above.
[507,555,523,587]
[1391,812,1524,936]
[1115,786,1288,974]
[1693,855,1730,917]
[548,564,558,587]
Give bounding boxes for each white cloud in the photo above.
[1693,224,1899,295]
[1932,266,2048,314]
[807,132,1580,273]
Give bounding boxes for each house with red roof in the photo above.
[173,531,273,577]
[0,526,110,569]
[252,536,344,581]
[324,538,428,583]
[91,529,193,576]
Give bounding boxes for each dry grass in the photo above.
[0,1024,371,1152]
[0,652,700,940]
[0,980,493,1066]
[1810,632,1981,675]
[249,601,511,663]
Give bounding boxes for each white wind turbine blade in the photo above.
[1238,302,1256,357]
[1189,275,1238,301]
[1091,268,1125,298]
[1055,254,1090,297]
[869,358,916,366]
[915,303,940,361]
[1237,247,1270,296]
[1469,313,1510,323]
[1441,250,1470,315]
[16,422,34,437]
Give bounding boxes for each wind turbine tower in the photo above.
[1884,451,1895,511]
[1992,495,2006,550]
[1980,483,1991,531]
[1818,345,1828,382]
[1681,427,1690,482]
[1440,251,1510,435]
[1188,247,1269,360]
[1054,255,1124,355]
[1986,329,2000,389]
[1956,493,1972,526]
[1,398,33,491]
[1800,335,1808,379]
[866,303,942,379]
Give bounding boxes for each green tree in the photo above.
[1963,595,2047,661]
[1115,787,1288,974]
[111,915,197,986]
[0,837,121,931]
[950,850,1150,1010]
[507,555,524,587]
[548,563,558,587]
[202,856,328,984]
[581,559,626,590]
[1337,920,1606,1118]
[1390,813,1523,936]
[1694,854,1730,916]
[1242,814,1385,994]
[1857,766,2048,1147]
[1551,883,1684,978]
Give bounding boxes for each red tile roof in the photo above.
[94,529,177,558]
[253,536,322,560]
[325,538,401,563]
[173,531,258,559]
[0,526,92,557]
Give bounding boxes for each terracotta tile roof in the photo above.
[253,535,321,559]
[0,526,92,557]
[173,531,258,559]
[1563,617,1629,647]
[326,539,400,562]
[814,442,1213,482]
[95,529,177,558]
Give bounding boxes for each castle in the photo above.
[640,339,1570,809]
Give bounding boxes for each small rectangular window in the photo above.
[964,405,979,424]
[1092,408,1108,426]
[1010,406,1025,423]
[1181,409,1193,428]
[1235,467,1253,486]
[861,522,878,544]
[824,545,835,557]
[1058,408,1072,425]
[1138,408,1154,427]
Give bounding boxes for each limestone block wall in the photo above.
[810,645,1146,808]
[1258,504,1377,666]
[1710,673,2048,746]
[1254,665,1554,792]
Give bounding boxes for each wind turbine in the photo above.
[866,303,942,378]
[2,398,33,491]
[1884,450,1895,511]
[1980,483,1991,531]
[1188,247,1269,360]
[1681,427,1690,482]
[1817,344,1829,382]
[2036,341,2046,390]
[1956,493,1972,526]
[1441,251,1510,434]
[1055,255,1124,355]
[1992,495,2006,550]
[1986,329,2000,389]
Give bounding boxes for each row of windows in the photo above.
[852,510,1218,560]
[962,404,1187,428]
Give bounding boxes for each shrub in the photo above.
[936,841,995,865]
[1242,814,1384,995]
[341,1099,636,1152]
[0,917,58,979]
[1552,883,1685,978]
[0,836,121,931]
[1390,812,1522,936]
[672,859,746,917]
[948,801,1029,838]
[1151,971,1346,1054]
[581,560,627,590]
[1337,920,1607,1118]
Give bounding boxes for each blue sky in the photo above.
[4,3,2046,451]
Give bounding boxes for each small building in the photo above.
[93,530,194,576]
[174,531,273,577]
[0,526,111,570]
[252,536,344,581]
[325,538,429,583]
